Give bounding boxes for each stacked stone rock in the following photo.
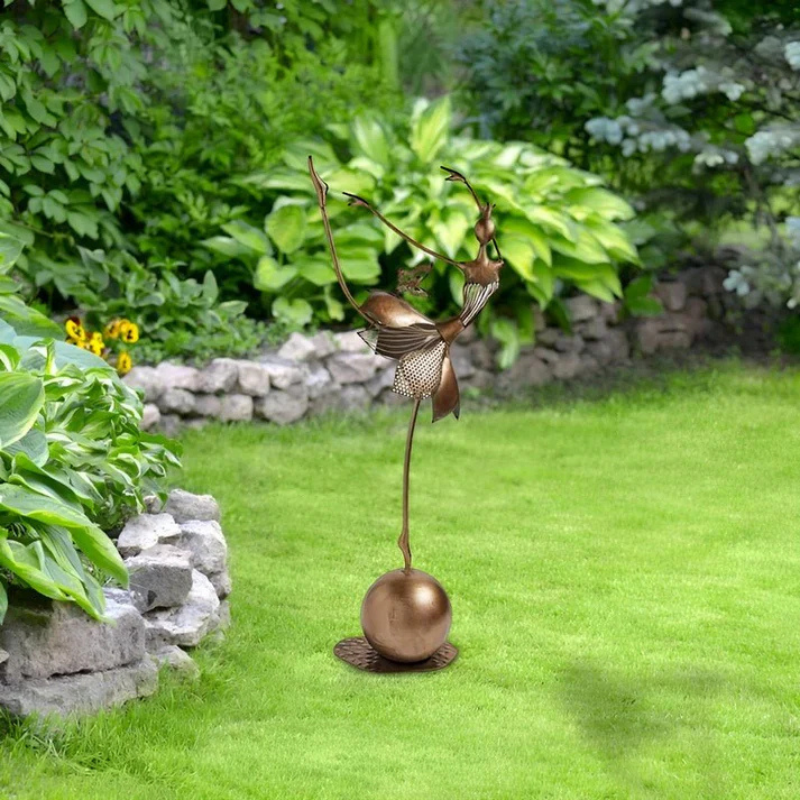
[126,267,731,432]
[0,489,231,717]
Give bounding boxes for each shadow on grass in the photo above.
[559,660,727,796]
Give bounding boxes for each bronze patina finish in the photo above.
[309,157,502,667]
[360,569,452,663]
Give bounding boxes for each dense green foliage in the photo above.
[236,97,638,362]
[457,0,800,312]
[0,0,400,359]
[2,363,799,798]
[0,235,180,622]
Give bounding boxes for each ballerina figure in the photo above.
[308,157,503,572]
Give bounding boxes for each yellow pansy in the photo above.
[64,317,86,342]
[88,333,104,356]
[117,351,133,375]
[119,320,140,344]
[104,319,122,339]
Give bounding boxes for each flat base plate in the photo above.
[334,636,458,673]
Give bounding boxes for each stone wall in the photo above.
[126,266,737,432]
[0,489,231,718]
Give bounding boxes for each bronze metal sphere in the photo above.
[360,569,452,663]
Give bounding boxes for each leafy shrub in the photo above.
[231,96,638,361]
[0,238,180,622]
[129,3,402,298]
[56,248,268,365]
[0,329,180,623]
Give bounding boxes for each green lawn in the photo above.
[2,362,800,800]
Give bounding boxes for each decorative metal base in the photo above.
[334,637,458,673]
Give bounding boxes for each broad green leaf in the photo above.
[265,205,306,254]
[0,534,69,603]
[6,428,48,466]
[63,0,88,28]
[501,217,552,265]
[297,258,336,287]
[272,297,313,327]
[254,257,297,292]
[626,296,664,316]
[410,96,451,162]
[565,188,635,221]
[350,116,391,166]
[0,294,63,338]
[85,0,120,20]
[0,371,44,448]
[624,274,655,300]
[69,522,128,587]
[501,235,537,282]
[434,208,471,259]
[525,207,577,241]
[200,236,253,259]
[0,233,23,273]
[340,250,381,284]
[0,578,6,624]
[550,229,609,264]
[221,220,271,255]
[0,343,19,371]
[585,218,639,263]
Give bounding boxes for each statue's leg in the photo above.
[398,397,422,572]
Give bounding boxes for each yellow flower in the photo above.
[119,320,139,344]
[117,352,133,375]
[65,318,86,342]
[88,334,104,356]
[104,319,122,340]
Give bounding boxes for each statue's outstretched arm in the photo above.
[343,192,461,268]
[308,157,365,319]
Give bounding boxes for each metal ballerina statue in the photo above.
[309,157,503,671]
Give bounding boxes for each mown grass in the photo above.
[2,361,799,800]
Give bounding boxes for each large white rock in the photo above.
[151,645,199,681]
[256,384,309,425]
[235,361,271,396]
[141,403,161,431]
[565,295,599,322]
[117,513,182,558]
[277,332,318,362]
[177,519,227,575]
[155,363,200,391]
[144,570,220,648]
[0,657,158,717]
[333,330,370,353]
[259,356,304,389]
[196,358,239,393]
[124,366,165,402]
[218,394,253,422]
[327,352,377,384]
[159,387,195,415]
[163,489,221,523]
[125,545,194,612]
[0,591,145,684]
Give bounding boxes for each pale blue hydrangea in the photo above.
[745,128,800,165]
[785,42,800,71]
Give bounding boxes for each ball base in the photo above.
[334,636,458,673]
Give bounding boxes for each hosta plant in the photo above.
[0,318,181,624]
[217,96,639,362]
